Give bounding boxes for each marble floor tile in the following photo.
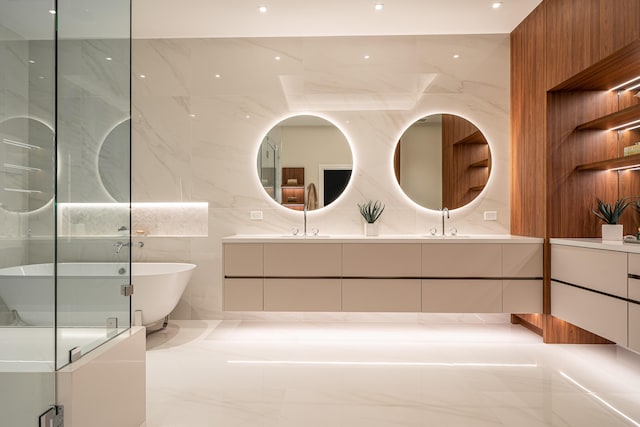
[145,318,640,427]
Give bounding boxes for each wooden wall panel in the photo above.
[545,0,640,90]
[510,3,547,237]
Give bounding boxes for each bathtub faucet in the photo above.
[114,241,130,254]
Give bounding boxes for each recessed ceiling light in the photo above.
[259,6,267,13]
[139,74,146,79]
[189,114,196,118]
[275,56,281,61]
[105,57,112,61]
[214,74,221,78]
[245,115,251,119]
[492,2,503,9]
[28,60,35,64]
[375,3,383,11]
[453,54,460,59]
[364,55,370,60]
[49,9,56,14]
[38,76,44,79]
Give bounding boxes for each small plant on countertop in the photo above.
[358,200,385,224]
[591,198,631,224]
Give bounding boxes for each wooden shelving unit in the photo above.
[575,153,640,171]
[281,167,305,210]
[452,130,487,145]
[576,104,640,131]
[469,159,489,168]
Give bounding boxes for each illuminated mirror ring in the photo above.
[394,113,492,211]
[256,114,354,211]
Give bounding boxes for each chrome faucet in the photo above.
[114,241,130,254]
[303,204,308,236]
[441,207,449,236]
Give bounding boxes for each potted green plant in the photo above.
[358,200,385,236]
[592,198,630,242]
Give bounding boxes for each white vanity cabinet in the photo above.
[550,240,640,351]
[629,254,640,352]
[223,236,543,314]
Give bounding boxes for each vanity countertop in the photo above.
[550,237,640,254]
[223,234,544,244]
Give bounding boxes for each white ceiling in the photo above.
[132,0,543,39]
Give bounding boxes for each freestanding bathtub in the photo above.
[0,262,195,327]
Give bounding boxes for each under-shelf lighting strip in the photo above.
[609,75,640,92]
[609,119,640,132]
[2,138,39,150]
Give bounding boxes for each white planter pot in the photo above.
[602,224,623,243]
[364,222,379,236]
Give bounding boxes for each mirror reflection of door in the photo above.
[394,114,491,210]
[257,115,353,211]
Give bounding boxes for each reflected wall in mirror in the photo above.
[394,114,491,210]
[98,119,130,202]
[0,117,54,213]
[257,115,353,211]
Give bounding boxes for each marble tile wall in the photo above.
[132,34,512,320]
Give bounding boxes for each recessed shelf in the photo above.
[469,185,485,192]
[453,130,487,145]
[575,153,640,171]
[469,159,489,168]
[576,104,640,131]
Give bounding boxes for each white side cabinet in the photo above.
[551,240,640,351]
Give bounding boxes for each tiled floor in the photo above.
[144,315,640,426]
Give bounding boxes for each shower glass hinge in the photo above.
[121,284,134,297]
[39,405,63,427]
[69,346,81,363]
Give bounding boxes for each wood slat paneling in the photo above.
[510,3,547,237]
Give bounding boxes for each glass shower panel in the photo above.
[0,0,56,424]
[56,0,131,369]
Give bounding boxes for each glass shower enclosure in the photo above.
[0,0,131,425]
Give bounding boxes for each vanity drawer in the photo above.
[502,244,543,277]
[342,279,421,312]
[629,303,640,353]
[502,280,542,313]
[342,243,421,277]
[224,279,263,311]
[551,280,627,345]
[264,243,341,277]
[422,279,502,313]
[422,244,501,277]
[224,243,263,277]
[264,279,341,311]
[629,278,640,302]
[551,245,627,298]
[630,253,640,277]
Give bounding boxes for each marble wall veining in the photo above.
[132,34,512,320]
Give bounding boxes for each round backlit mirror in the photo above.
[0,117,54,213]
[394,114,491,210]
[98,119,130,202]
[257,115,353,211]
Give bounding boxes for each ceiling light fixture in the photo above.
[105,57,112,61]
[139,74,146,79]
[364,55,370,60]
[453,54,460,59]
[28,60,35,64]
[375,3,383,11]
[259,6,267,13]
[214,74,221,78]
[49,9,56,14]
[610,75,640,91]
[275,56,281,61]
[492,2,503,9]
